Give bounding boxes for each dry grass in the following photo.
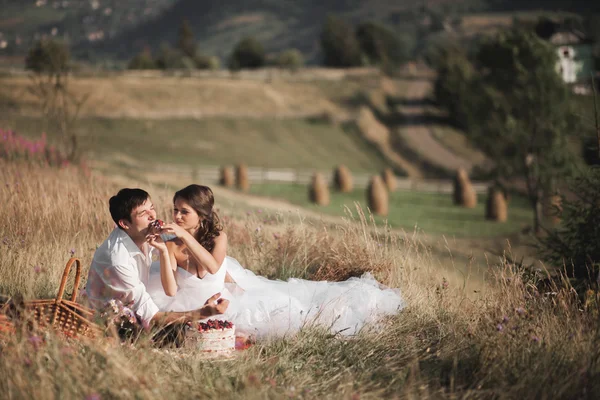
[0,76,348,119]
[1,160,600,398]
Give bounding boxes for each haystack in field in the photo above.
[333,165,353,193]
[236,163,250,192]
[220,166,234,188]
[485,186,507,222]
[309,172,330,206]
[381,168,397,192]
[367,175,388,216]
[453,167,477,208]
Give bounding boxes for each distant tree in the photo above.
[422,34,463,69]
[275,49,304,71]
[228,37,266,70]
[534,17,559,39]
[128,47,156,70]
[25,39,88,162]
[435,29,579,235]
[433,48,475,131]
[539,167,600,288]
[177,19,197,59]
[356,21,408,68]
[155,42,189,69]
[477,30,580,235]
[583,134,600,165]
[194,54,220,70]
[584,15,600,43]
[25,38,70,76]
[426,8,446,33]
[320,16,362,68]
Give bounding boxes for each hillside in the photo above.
[0,70,394,172]
[83,0,468,62]
[86,0,598,63]
[1,0,598,65]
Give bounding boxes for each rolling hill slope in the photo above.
[2,0,597,65]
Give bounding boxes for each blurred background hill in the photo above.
[1,0,599,66]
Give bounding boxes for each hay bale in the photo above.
[367,175,388,216]
[485,187,508,222]
[381,168,397,192]
[453,167,477,208]
[309,172,330,206]
[542,194,562,227]
[333,165,353,193]
[236,163,250,192]
[219,166,234,188]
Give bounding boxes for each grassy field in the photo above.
[1,115,389,171]
[249,183,532,238]
[0,73,399,172]
[1,159,599,399]
[0,74,371,118]
[429,125,490,168]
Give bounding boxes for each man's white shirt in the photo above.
[85,227,159,327]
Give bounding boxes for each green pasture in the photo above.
[249,183,533,238]
[0,115,388,172]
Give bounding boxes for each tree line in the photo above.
[25,15,410,72]
[433,18,600,291]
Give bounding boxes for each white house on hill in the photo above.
[548,30,594,84]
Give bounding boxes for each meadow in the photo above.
[1,115,387,171]
[0,73,392,172]
[249,183,532,238]
[1,159,599,399]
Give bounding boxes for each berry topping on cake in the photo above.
[149,219,164,232]
[197,319,234,332]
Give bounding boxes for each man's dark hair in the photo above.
[109,188,150,228]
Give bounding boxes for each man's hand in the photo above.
[197,292,229,319]
[146,234,167,253]
[152,293,230,326]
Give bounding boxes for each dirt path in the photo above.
[393,79,476,174]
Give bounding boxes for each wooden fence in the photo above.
[159,165,490,194]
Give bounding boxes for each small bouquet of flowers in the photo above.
[97,299,140,341]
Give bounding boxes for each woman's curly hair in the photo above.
[173,184,222,252]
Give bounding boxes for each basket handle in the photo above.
[55,258,82,304]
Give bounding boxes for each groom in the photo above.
[85,188,229,329]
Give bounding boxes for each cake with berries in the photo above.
[149,219,177,242]
[186,319,235,355]
[149,219,165,232]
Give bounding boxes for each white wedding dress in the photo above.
[146,256,404,338]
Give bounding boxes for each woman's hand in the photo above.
[161,222,192,240]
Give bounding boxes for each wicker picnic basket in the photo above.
[17,258,100,339]
[0,311,15,341]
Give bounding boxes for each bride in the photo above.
[146,184,404,339]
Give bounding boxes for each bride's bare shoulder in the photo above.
[215,231,228,243]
